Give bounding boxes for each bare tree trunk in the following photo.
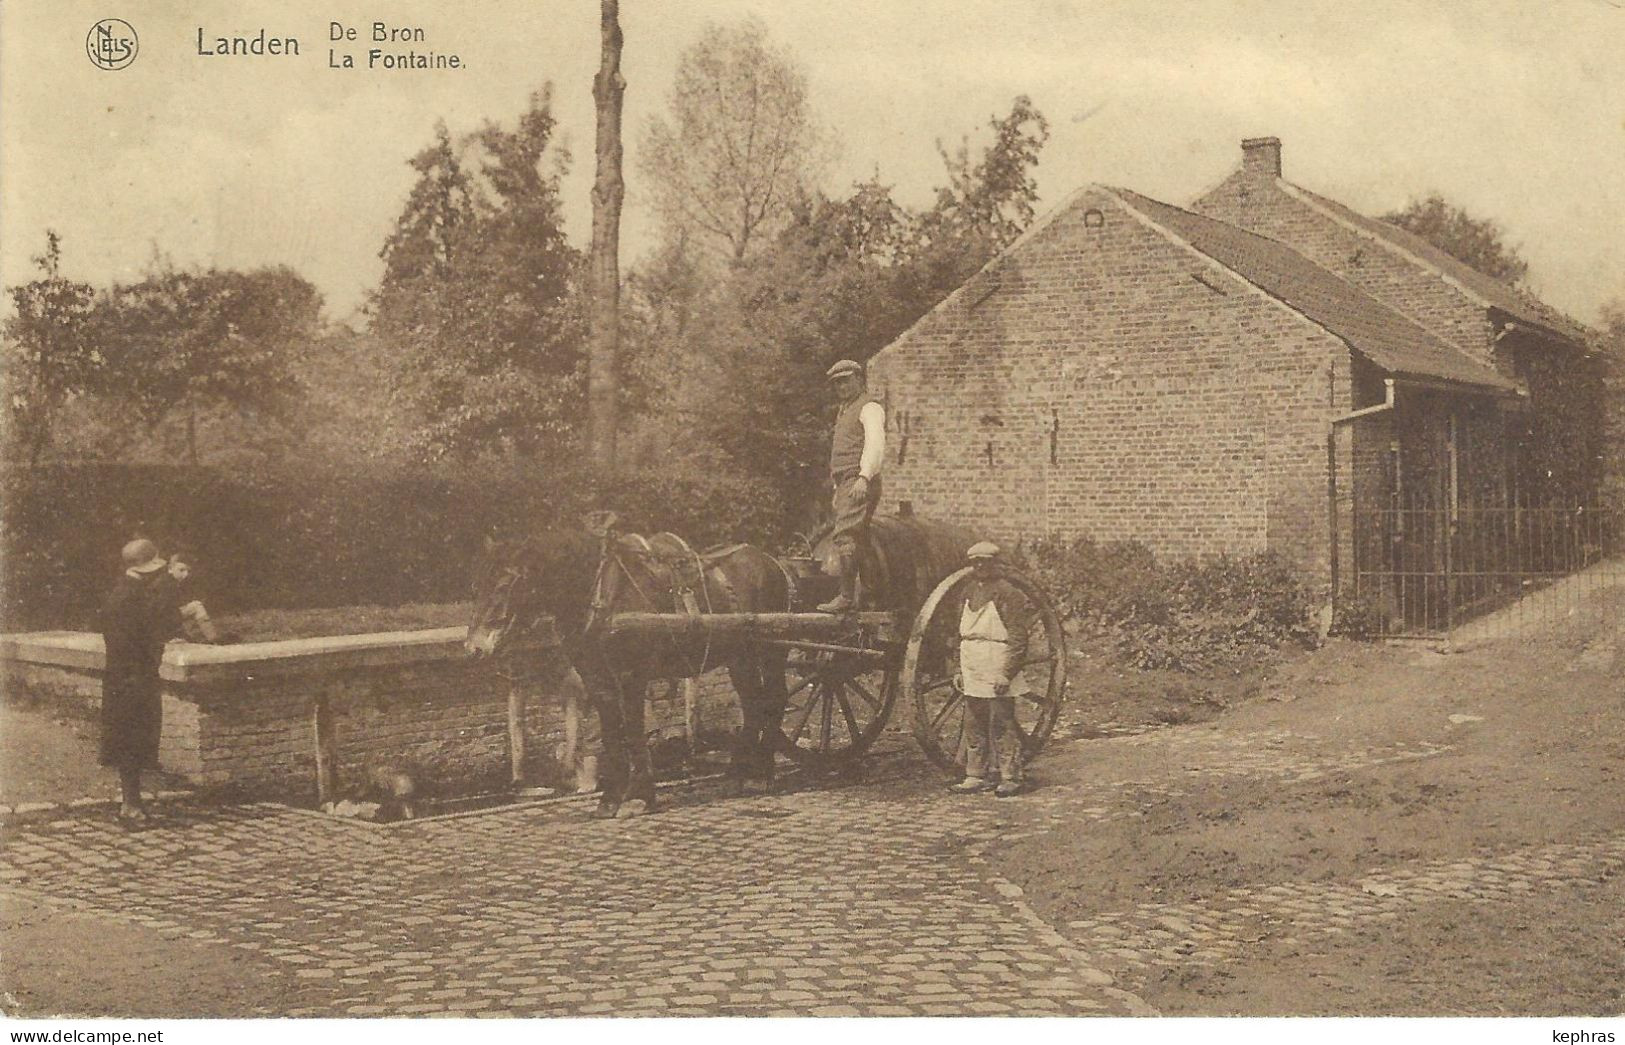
[186,405,199,465]
[586,0,626,479]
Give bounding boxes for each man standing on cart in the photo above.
[951,541,1030,797]
[818,358,885,613]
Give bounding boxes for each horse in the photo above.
[465,519,793,818]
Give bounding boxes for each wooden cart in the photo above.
[603,515,1070,774]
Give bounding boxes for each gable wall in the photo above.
[1193,172,1499,368]
[867,189,1353,577]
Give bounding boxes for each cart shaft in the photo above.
[604,610,903,641]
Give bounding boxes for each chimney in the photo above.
[1241,136,1282,178]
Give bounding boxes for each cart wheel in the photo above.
[903,564,1068,774]
[777,645,898,773]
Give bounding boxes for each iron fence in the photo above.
[1344,505,1624,639]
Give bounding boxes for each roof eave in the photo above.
[1376,363,1523,397]
[1487,308,1589,352]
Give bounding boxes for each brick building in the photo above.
[866,138,1599,606]
[1192,138,1603,512]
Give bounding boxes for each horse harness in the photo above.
[586,529,767,675]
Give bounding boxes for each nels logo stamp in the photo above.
[87,18,138,70]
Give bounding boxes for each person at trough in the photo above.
[166,549,221,643]
[819,358,885,613]
[98,538,217,822]
[950,541,1030,798]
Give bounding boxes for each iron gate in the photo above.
[1344,504,1624,638]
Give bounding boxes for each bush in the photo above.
[0,462,788,631]
[1328,591,1393,638]
[1014,538,1316,673]
[1014,535,1160,624]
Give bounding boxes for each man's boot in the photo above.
[817,568,856,614]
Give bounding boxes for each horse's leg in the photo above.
[728,659,764,790]
[592,674,629,820]
[558,666,597,793]
[617,673,657,818]
[757,647,790,790]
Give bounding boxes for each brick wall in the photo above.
[870,186,1354,578]
[1192,168,1499,367]
[1,630,742,801]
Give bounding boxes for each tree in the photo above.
[370,92,585,462]
[282,324,418,469]
[638,17,829,263]
[633,97,1054,522]
[2,232,103,464]
[621,231,715,427]
[102,264,321,463]
[586,0,626,478]
[376,123,476,294]
[856,94,1056,329]
[1381,193,1529,286]
[901,96,1052,308]
[701,183,924,517]
[928,95,1051,250]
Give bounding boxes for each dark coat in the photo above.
[99,570,184,769]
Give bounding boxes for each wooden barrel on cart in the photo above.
[775,514,980,770]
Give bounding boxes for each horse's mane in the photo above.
[474,528,602,632]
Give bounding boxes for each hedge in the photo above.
[0,462,788,631]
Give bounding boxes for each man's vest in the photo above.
[830,394,880,479]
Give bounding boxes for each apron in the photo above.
[959,597,1029,699]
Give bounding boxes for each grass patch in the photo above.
[213,602,470,643]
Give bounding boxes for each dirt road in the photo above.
[999,589,1625,1015]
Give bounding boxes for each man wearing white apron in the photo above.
[951,542,1031,797]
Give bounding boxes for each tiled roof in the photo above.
[1286,184,1592,346]
[1112,188,1520,393]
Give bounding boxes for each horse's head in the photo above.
[465,531,598,659]
[467,536,527,658]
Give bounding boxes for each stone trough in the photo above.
[0,628,740,805]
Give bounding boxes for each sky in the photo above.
[3,0,1622,326]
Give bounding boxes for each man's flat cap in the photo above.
[825,359,863,380]
[966,541,1001,560]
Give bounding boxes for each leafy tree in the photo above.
[371,91,585,462]
[2,232,103,464]
[928,94,1051,249]
[676,98,1051,518]
[696,185,918,516]
[377,122,476,290]
[631,95,1053,524]
[638,17,829,263]
[101,264,321,463]
[901,95,1052,312]
[1381,193,1529,286]
[621,232,714,423]
[284,324,418,469]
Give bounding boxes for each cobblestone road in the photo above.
[2,741,1147,1017]
[4,720,1588,1018]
